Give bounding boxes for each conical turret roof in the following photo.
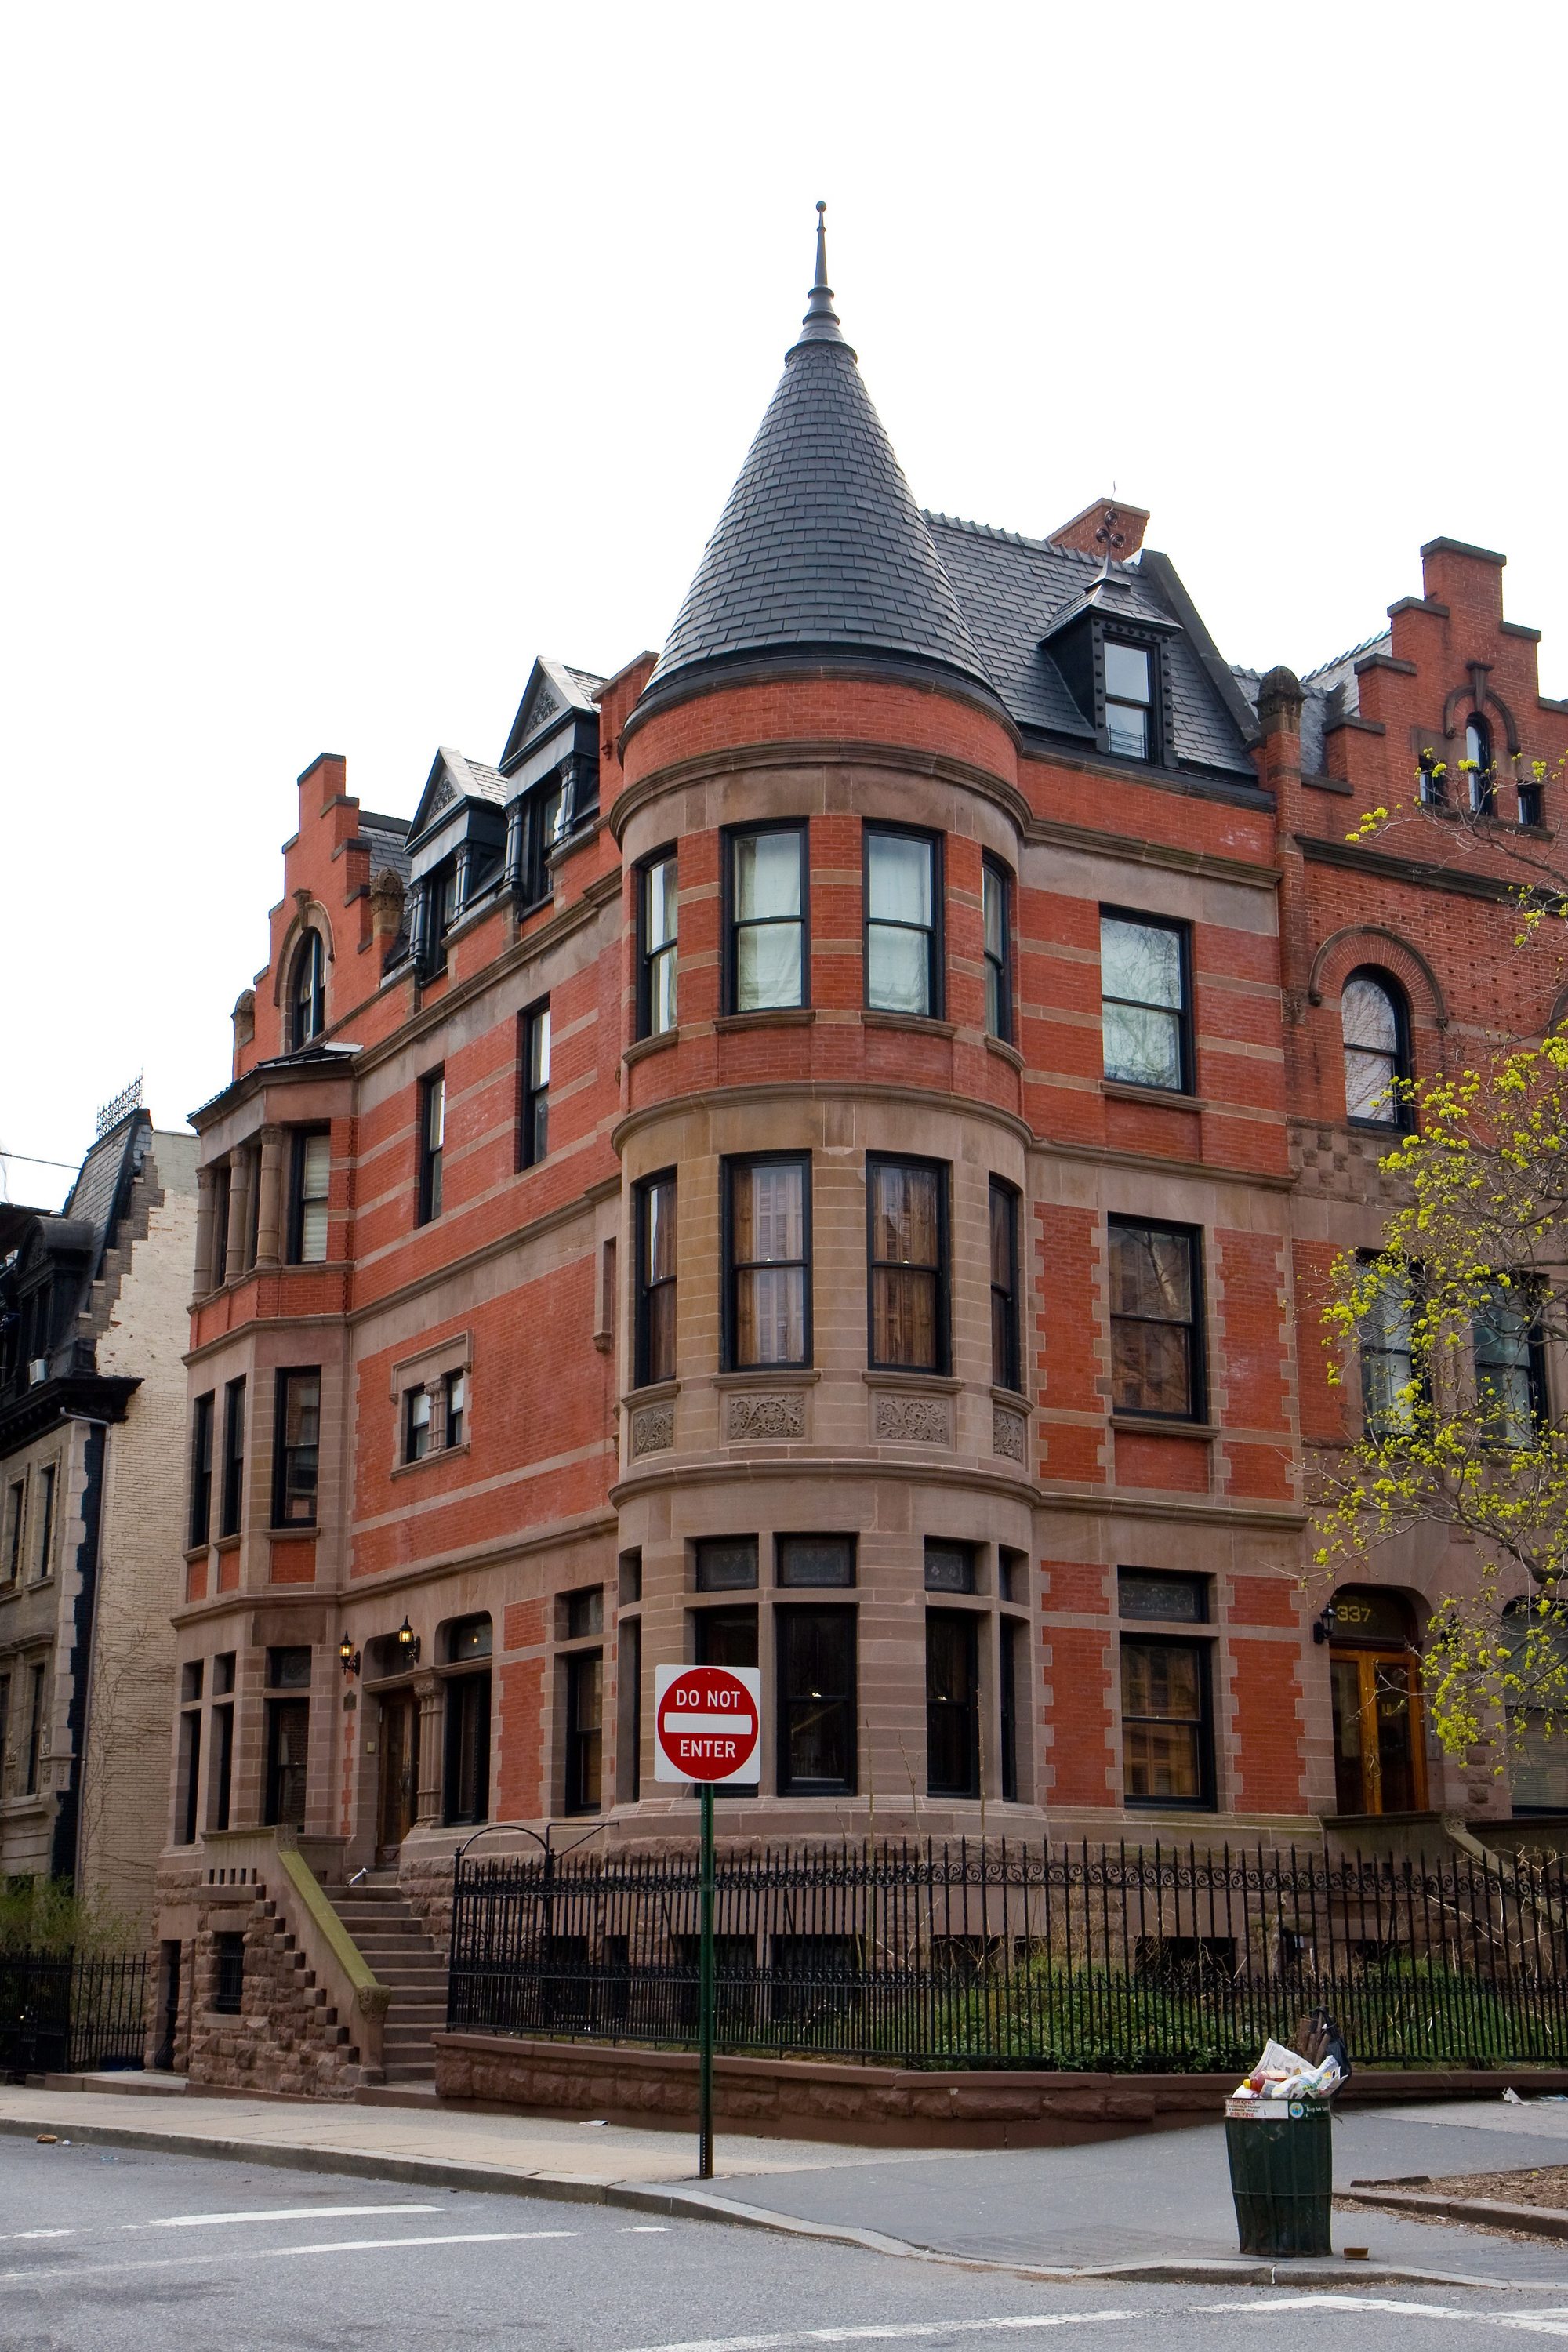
[644,209,992,705]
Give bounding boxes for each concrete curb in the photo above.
[1348,2183,1568,2238]
[3,2111,1566,2292]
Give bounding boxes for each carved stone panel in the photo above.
[871,1390,952,1446]
[726,1390,806,1443]
[630,1403,674,1457]
[992,1405,1028,1464]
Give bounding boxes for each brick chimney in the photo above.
[1047,497,1150,560]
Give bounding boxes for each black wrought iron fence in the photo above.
[0,1950,149,2077]
[447,1838,1568,2073]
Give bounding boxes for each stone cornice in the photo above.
[610,735,1032,844]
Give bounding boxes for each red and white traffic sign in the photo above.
[653,1664,762,1784]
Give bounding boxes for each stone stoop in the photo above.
[326,1876,447,2086]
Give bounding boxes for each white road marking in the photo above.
[621,2225,674,2233]
[1201,2302,1568,2338]
[4,2230,74,2241]
[136,2202,445,2230]
[617,2321,1136,2352]
[0,2229,576,2288]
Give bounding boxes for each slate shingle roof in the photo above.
[928,517,1258,779]
[360,809,412,892]
[648,332,991,697]
[646,230,1255,779]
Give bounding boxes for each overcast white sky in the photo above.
[3,2,1564,1205]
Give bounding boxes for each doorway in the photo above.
[376,1688,420,1864]
[1329,1587,1428,1816]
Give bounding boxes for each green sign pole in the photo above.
[698,1779,715,2180]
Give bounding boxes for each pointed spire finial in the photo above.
[793,198,849,352]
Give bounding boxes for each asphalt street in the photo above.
[5,2136,1568,2352]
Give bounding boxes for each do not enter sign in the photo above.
[653,1664,762,1784]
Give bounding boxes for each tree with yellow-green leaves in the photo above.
[1315,753,1568,1779]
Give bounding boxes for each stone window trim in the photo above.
[984,1033,1025,1073]
[1108,1412,1219,1439]
[1101,1078,1210,1112]
[623,1029,680,1070]
[31,1458,59,1583]
[622,1376,680,1410]
[390,1331,473,1475]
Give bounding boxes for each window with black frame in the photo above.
[263,1650,310,1831]
[1120,1628,1214,1809]
[776,1606,855,1795]
[982,858,1012,1042]
[564,1650,603,1813]
[1000,1617,1022,1802]
[865,827,939,1016]
[726,1156,810,1369]
[1100,912,1191,1092]
[1103,640,1157,761]
[989,1178,1021,1392]
[519,1003,550,1169]
[190,1392,214,1548]
[1341,971,1412,1127]
[1108,1220,1203,1420]
[443,1368,466,1449]
[728,825,806,1011]
[867,1156,947,1373]
[1359,1261,1418,1439]
[444,1616,492,1826]
[418,1069,445,1222]
[273,1370,321,1525]
[289,1129,331,1262]
[1473,1278,1545,1446]
[695,1604,758,1795]
[926,1610,980,1798]
[290,928,326,1049]
[521,777,565,906]
[220,1377,245,1539]
[1465,713,1495,814]
[640,850,678,1036]
[426,862,458,973]
[636,1171,677,1387]
[404,1385,432,1463]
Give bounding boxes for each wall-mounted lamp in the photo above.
[397,1615,421,1665]
[339,1632,361,1679]
[1312,1601,1339,1647]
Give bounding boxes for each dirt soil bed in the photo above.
[1337,2165,1568,2246]
[1421,2165,1568,2209]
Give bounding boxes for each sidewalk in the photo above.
[3,2077,1567,2289]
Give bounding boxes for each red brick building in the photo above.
[154,219,1568,2076]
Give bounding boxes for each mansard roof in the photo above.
[927,516,1260,779]
[644,212,993,710]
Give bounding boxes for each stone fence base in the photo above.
[434,2032,1568,2147]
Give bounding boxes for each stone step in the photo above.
[382,2064,437,2085]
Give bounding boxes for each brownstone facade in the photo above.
[156,232,1568,2020]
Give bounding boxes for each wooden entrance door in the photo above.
[1330,1647,1428,1817]
[377,1689,420,1863]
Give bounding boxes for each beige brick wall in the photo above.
[78,1131,198,1934]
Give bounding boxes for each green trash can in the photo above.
[1225,2102,1333,2258]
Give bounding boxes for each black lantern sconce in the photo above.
[397,1615,421,1666]
[338,1631,361,1679]
[1311,1600,1339,1647]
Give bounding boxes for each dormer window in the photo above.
[1465,715,1494,814]
[1104,641,1156,761]
[290,930,326,1049]
[521,777,565,908]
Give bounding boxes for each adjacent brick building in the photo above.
[0,1102,196,1934]
[155,218,1568,2048]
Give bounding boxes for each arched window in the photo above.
[290,929,326,1050]
[1465,713,1494,814]
[1341,969,1411,1126]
